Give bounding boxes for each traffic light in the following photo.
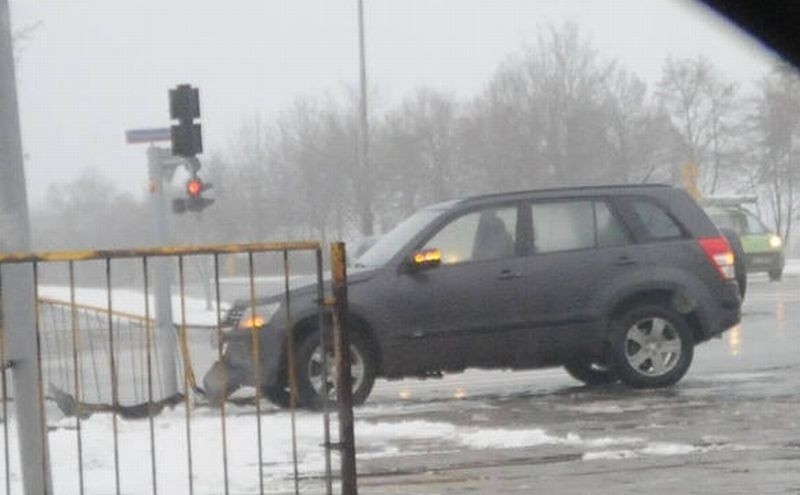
[186,177,203,197]
[172,176,214,213]
[169,84,203,157]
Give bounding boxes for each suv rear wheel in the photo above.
[564,361,618,386]
[295,330,376,410]
[608,304,694,388]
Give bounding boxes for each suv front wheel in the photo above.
[295,329,376,410]
[608,304,694,388]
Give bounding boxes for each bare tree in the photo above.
[375,88,460,219]
[657,56,741,194]
[470,23,630,189]
[603,69,673,184]
[749,64,800,242]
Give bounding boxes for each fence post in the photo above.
[330,242,358,495]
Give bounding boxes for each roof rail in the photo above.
[461,183,671,203]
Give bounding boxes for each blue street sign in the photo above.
[126,127,172,144]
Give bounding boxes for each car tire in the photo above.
[768,268,783,282]
[564,361,618,386]
[720,228,746,300]
[262,385,291,409]
[608,304,694,389]
[295,329,376,410]
[202,360,242,406]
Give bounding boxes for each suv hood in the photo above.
[233,265,380,308]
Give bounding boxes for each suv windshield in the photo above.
[354,207,446,268]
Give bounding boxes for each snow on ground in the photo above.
[784,258,800,277]
[38,285,226,327]
[0,402,730,494]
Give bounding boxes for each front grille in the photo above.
[223,305,246,327]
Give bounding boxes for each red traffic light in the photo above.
[186,178,203,197]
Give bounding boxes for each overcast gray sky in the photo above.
[10,0,777,205]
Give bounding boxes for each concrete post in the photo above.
[0,0,53,492]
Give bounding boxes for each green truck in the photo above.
[702,197,785,281]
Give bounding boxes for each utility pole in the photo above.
[147,146,179,396]
[0,0,53,492]
[356,0,373,236]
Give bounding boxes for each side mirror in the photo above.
[409,248,442,271]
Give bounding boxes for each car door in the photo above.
[387,203,527,373]
[512,199,634,364]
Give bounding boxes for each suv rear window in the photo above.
[629,199,684,240]
[530,200,629,254]
[532,201,594,253]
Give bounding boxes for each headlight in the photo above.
[769,235,783,249]
[237,302,281,330]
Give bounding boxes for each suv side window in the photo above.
[595,201,630,247]
[423,206,517,265]
[531,201,594,253]
[629,199,684,241]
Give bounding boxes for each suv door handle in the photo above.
[614,256,637,266]
[497,269,522,280]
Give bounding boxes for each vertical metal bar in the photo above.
[212,254,230,495]
[331,243,358,495]
[68,262,86,495]
[0,271,10,495]
[105,258,122,495]
[282,250,300,495]
[317,247,333,495]
[153,326,164,400]
[47,303,67,392]
[32,262,52,493]
[86,309,103,402]
[56,305,70,391]
[127,314,140,402]
[142,257,159,495]
[247,252,264,495]
[138,321,147,404]
[53,305,67,390]
[177,256,195,495]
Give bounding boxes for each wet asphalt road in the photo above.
[351,274,800,494]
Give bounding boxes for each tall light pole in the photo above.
[0,0,53,492]
[356,0,373,236]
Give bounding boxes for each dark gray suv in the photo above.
[204,184,742,408]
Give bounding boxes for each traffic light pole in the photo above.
[147,146,180,397]
[0,0,53,492]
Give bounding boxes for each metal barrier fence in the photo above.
[0,242,356,495]
[37,298,169,406]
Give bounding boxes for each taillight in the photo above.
[698,237,735,280]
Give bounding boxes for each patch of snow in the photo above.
[784,259,800,277]
[583,449,637,460]
[640,442,699,456]
[558,403,648,414]
[38,286,227,327]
